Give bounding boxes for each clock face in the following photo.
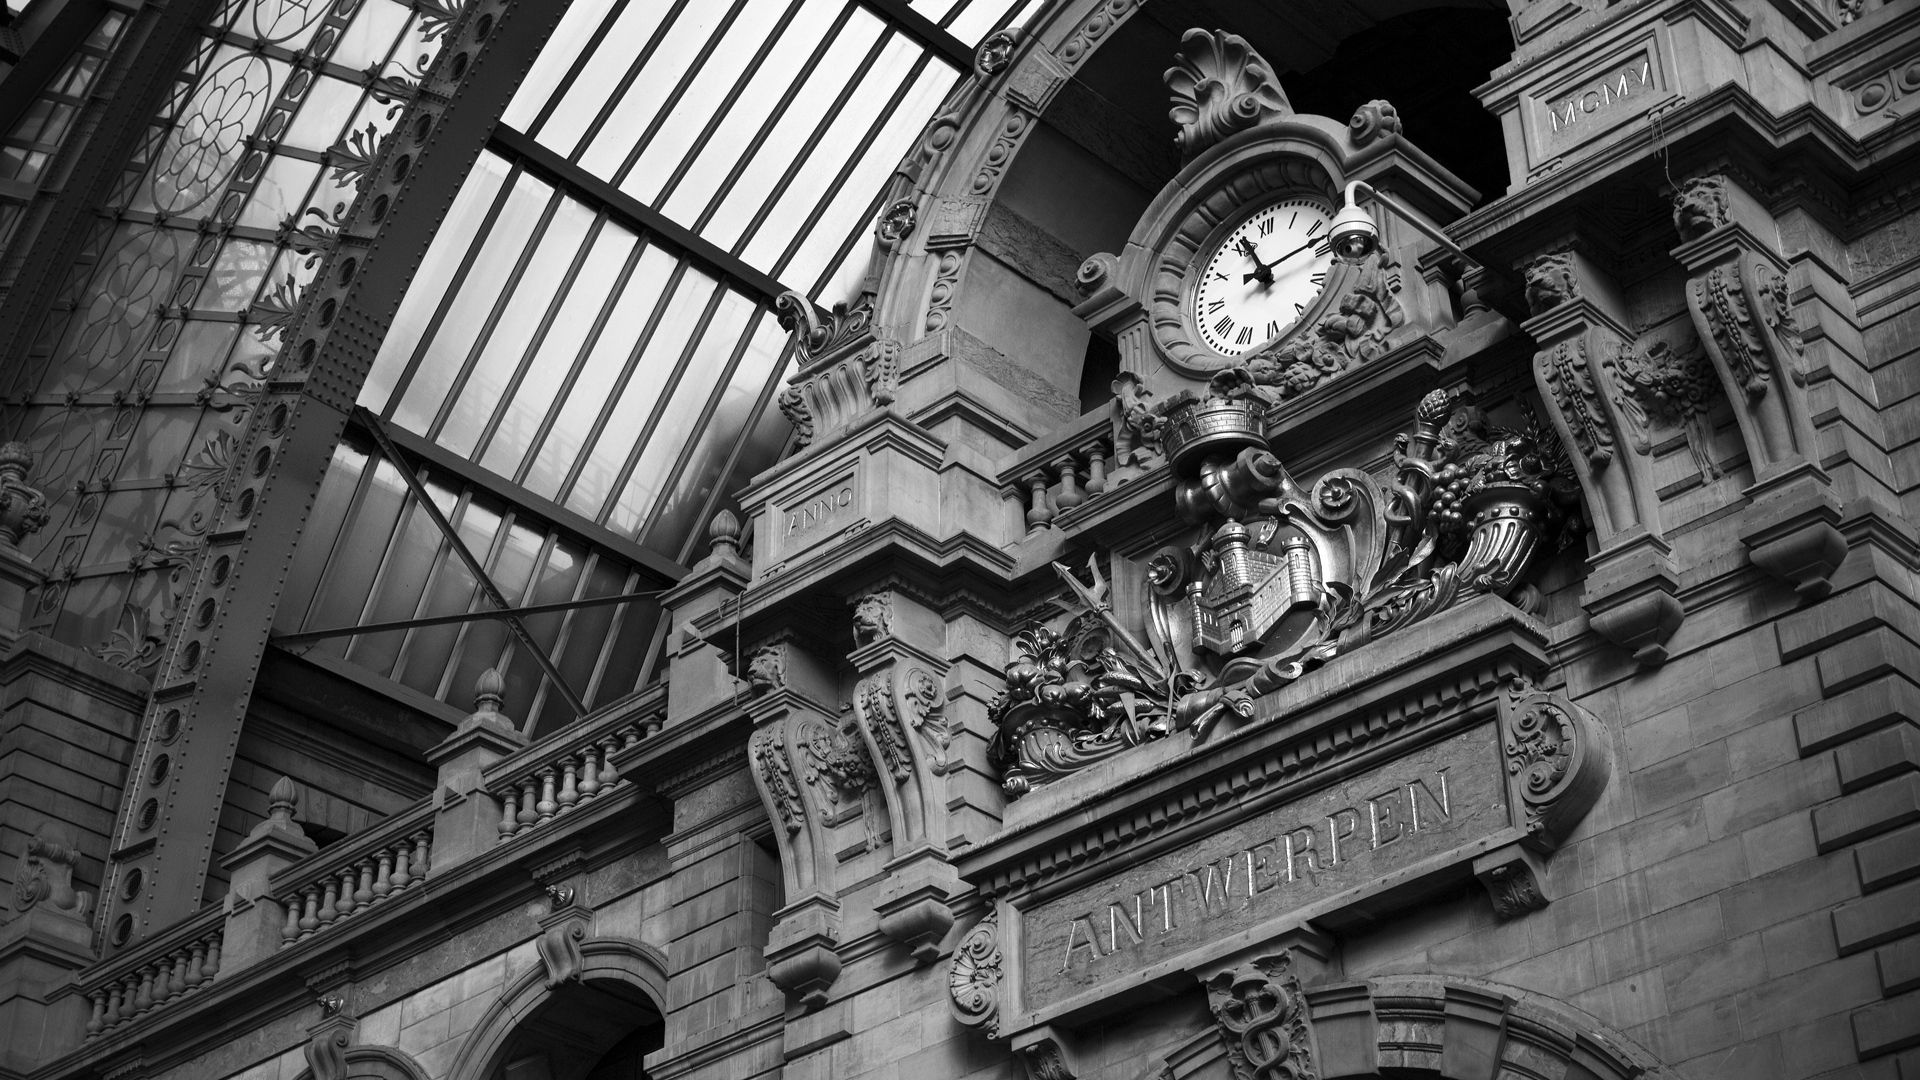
[1190,195,1335,356]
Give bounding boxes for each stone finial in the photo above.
[268,776,300,824]
[0,441,50,549]
[707,510,742,561]
[473,667,505,713]
[1348,99,1403,146]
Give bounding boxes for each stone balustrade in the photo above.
[82,909,223,1037]
[485,704,662,844]
[273,805,434,946]
[1004,414,1125,535]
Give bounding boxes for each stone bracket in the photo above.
[873,850,960,965]
[1581,530,1684,666]
[1739,464,1847,600]
[1473,843,1551,918]
[765,895,842,1011]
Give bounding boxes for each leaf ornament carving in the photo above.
[1605,335,1722,477]
[1690,265,1771,401]
[855,673,915,784]
[1538,339,1615,467]
[948,909,1004,1037]
[903,668,951,773]
[1164,29,1292,161]
[797,715,876,802]
[751,727,806,836]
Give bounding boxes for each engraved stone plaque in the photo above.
[767,468,861,561]
[1525,41,1671,163]
[1020,724,1507,1011]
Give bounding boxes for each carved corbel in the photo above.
[532,858,591,989]
[1670,172,1845,598]
[1522,250,1684,664]
[1012,1025,1082,1080]
[1473,844,1550,918]
[848,591,961,962]
[746,660,869,1008]
[304,997,356,1080]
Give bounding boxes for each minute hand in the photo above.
[1240,235,1325,287]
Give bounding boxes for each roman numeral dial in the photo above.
[1190,195,1336,358]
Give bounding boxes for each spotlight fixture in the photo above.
[1328,180,1483,273]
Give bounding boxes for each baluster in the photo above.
[497,786,520,841]
[637,718,659,741]
[372,849,394,897]
[557,756,579,809]
[133,965,155,1012]
[578,745,601,799]
[335,868,358,917]
[412,831,431,878]
[185,940,207,988]
[1085,443,1108,497]
[355,859,375,907]
[282,896,301,943]
[516,777,538,831]
[1053,455,1085,511]
[391,840,412,890]
[107,976,128,1023]
[87,990,106,1035]
[535,767,558,822]
[597,737,621,787]
[202,934,221,978]
[299,886,321,934]
[1025,472,1054,531]
[317,876,340,924]
[166,951,188,999]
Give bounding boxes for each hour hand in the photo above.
[1236,238,1275,286]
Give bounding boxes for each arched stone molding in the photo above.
[1148,973,1673,1080]
[442,937,669,1080]
[290,1045,431,1080]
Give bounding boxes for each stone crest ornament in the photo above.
[1347,99,1402,146]
[1165,29,1292,161]
[1500,683,1609,846]
[1205,953,1316,1080]
[1605,334,1722,478]
[988,389,1581,795]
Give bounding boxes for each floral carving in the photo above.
[1523,252,1579,316]
[1205,953,1316,1080]
[1605,335,1722,477]
[249,274,307,347]
[876,199,917,247]
[1480,859,1549,918]
[948,910,1003,1037]
[1164,29,1292,161]
[1537,339,1615,467]
[797,714,876,801]
[1672,176,1729,241]
[902,668,950,773]
[855,673,914,784]
[1499,685,1608,843]
[774,291,899,447]
[1205,252,1403,403]
[1690,265,1771,399]
[976,29,1019,75]
[1348,99,1402,146]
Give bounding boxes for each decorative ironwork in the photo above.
[150,56,274,213]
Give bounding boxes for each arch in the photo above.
[444,936,670,1080]
[1305,974,1674,1080]
[291,1045,433,1080]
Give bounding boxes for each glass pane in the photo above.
[343,485,450,672]
[538,0,676,159]
[503,0,618,131]
[394,499,497,692]
[390,170,553,433]
[576,1,741,179]
[477,220,639,477]
[277,441,368,634]
[520,244,676,502]
[333,0,413,71]
[606,289,757,534]
[361,152,511,411]
[237,155,321,230]
[281,74,365,152]
[436,195,596,457]
[305,457,409,654]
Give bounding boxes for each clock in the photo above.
[1190,195,1335,355]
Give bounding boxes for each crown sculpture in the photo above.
[988,387,1582,795]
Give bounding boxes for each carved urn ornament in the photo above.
[989,388,1581,795]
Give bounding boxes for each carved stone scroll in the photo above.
[1164,29,1291,161]
[949,908,1004,1038]
[774,291,900,448]
[534,883,590,989]
[1499,683,1610,849]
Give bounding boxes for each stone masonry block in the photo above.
[1663,931,1768,1012]
[1644,835,1749,913]
[1742,811,1818,877]
[1593,896,1723,983]
[1705,755,1838,841]
[1840,725,1920,793]
[1819,629,1920,698]
[1633,743,1729,818]
[1853,990,1920,1058]
[1687,662,1823,748]
[1797,676,1920,755]
[1778,582,1920,662]
[1858,823,1920,893]
[1622,801,1709,873]
[1738,952,1882,1035]
[1721,852,1860,936]
[1834,877,1920,955]
[1761,910,1837,979]
[1624,706,1691,772]
[1780,1010,1873,1079]
[1815,775,1920,852]
[1881,937,1920,996]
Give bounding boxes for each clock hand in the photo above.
[1236,237,1276,286]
